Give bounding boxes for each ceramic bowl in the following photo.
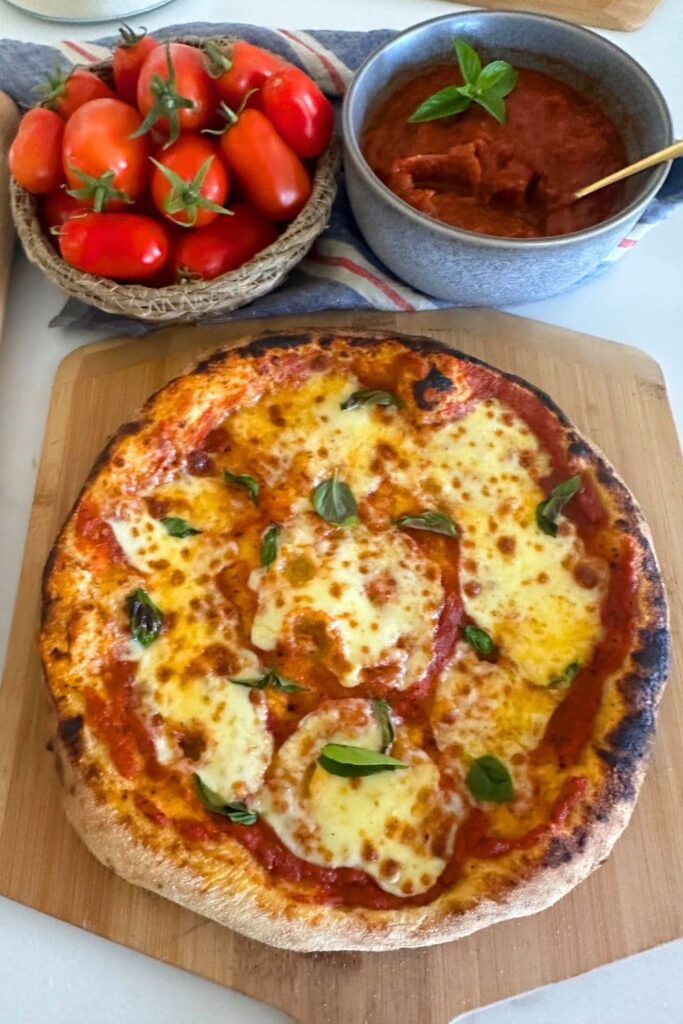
[342,11,673,306]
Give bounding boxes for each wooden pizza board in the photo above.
[1,308,682,1024]
[449,0,663,32]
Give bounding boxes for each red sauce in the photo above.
[362,66,626,238]
[86,661,165,780]
[75,499,123,564]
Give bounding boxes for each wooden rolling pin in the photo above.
[0,92,21,345]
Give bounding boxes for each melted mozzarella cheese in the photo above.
[432,645,559,761]
[249,514,443,689]
[389,401,606,686]
[224,371,401,502]
[110,508,272,801]
[258,700,462,897]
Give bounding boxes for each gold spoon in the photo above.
[574,139,683,200]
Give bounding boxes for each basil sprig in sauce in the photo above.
[317,700,404,777]
[230,668,306,693]
[536,475,582,537]
[260,524,281,566]
[161,516,201,538]
[126,588,163,647]
[341,389,403,411]
[224,468,260,503]
[193,773,258,825]
[409,39,518,126]
[394,510,459,538]
[311,472,358,527]
[466,755,514,804]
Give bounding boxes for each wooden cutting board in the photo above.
[1,308,682,1024]
[455,0,662,32]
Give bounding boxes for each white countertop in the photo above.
[1,1,682,1021]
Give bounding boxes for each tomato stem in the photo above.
[204,41,232,78]
[33,65,69,109]
[118,23,147,48]
[150,155,233,228]
[130,43,195,148]
[66,166,133,213]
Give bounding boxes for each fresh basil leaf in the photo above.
[393,511,459,538]
[371,698,395,752]
[484,63,518,99]
[317,743,408,778]
[476,60,514,93]
[466,755,514,803]
[409,41,517,125]
[340,389,403,411]
[536,475,582,537]
[473,90,506,124]
[462,624,498,659]
[549,661,581,689]
[311,472,357,526]
[408,85,471,123]
[230,668,306,693]
[161,516,201,538]
[193,773,258,824]
[223,469,260,503]
[260,524,280,567]
[454,38,482,84]
[126,588,163,647]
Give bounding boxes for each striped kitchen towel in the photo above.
[0,21,681,335]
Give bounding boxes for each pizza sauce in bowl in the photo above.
[342,11,672,304]
[361,65,627,239]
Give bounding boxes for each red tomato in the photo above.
[219,109,311,221]
[150,135,229,228]
[204,40,284,110]
[58,212,169,280]
[113,25,158,105]
[37,67,116,119]
[41,189,88,231]
[137,43,214,146]
[261,66,334,159]
[9,108,64,193]
[62,98,150,211]
[170,203,278,280]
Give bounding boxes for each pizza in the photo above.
[40,329,669,951]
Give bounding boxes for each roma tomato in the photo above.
[41,189,88,231]
[170,203,278,280]
[58,212,169,280]
[113,25,158,105]
[204,40,283,110]
[137,43,214,146]
[261,66,334,159]
[37,67,116,119]
[219,109,311,221]
[9,108,64,193]
[150,135,229,228]
[62,98,150,211]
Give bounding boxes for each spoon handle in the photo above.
[575,139,683,200]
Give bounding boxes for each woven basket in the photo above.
[10,37,340,324]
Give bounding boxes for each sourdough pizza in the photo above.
[40,330,669,951]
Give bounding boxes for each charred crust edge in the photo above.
[58,714,84,761]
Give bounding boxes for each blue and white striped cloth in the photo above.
[0,21,681,334]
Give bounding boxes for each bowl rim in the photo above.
[342,9,674,250]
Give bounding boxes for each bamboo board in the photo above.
[1,308,682,1024]
[458,0,662,32]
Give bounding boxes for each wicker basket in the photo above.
[10,37,340,324]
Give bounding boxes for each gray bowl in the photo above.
[342,11,673,306]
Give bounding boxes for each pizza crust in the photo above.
[42,329,670,951]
